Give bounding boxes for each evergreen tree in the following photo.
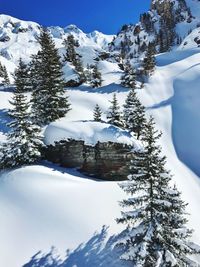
[142,43,156,76]
[0,69,43,169]
[31,28,71,125]
[74,54,86,84]
[120,33,132,60]
[63,34,79,64]
[14,58,31,92]
[2,66,10,85]
[158,29,165,53]
[107,93,123,127]
[117,117,200,266]
[63,34,85,84]
[121,61,136,89]
[93,104,102,122]
[90,64,102,88]
[0,62,4,77]
[0,62,10,85]
[123,88,146,139]
[85,64,93,82]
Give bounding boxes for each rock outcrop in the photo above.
[45,139,134,181]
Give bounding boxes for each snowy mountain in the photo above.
[178,26,200,49]
[109,0,200,61]
[0,14,114,82]
[1,1,200,266]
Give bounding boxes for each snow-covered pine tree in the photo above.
[121,61,136,89]
[31,28,71,125]
[93,104,102,122]
[90,64,102,88]
[142,42,156,76]
[85,64,92,82]
[14,58,31,92]
[63,34,85,84]
[0,62,10,85]
[2,66,10,85]
[123,88,146,139]
[63,34,79,64]
[117,116,200,266]
[74,54,86,84]
[0,62,4,75]
[0,67,43,169]
[107,93,123,127]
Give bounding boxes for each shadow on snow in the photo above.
[148,62,200,177]
[22,226,131,267]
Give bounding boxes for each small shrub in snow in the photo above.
[107,93,124,128]
[93,104,102,122]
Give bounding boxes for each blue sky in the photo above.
[1,0,150,34]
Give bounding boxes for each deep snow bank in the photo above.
[0,165,125,267]
[138,48,200,247]
[44,120,141,149]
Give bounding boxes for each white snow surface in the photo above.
[0,165,125,267]
[44,120,141,149]
[1,47,200,266]
[138,48,200,247]
[0,12,200,267]
[178,27,200,50]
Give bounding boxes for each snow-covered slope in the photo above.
[1,46,200,266]
[0,14,114,81]
[0,165,125,267]
[178,27,200,50]
[138,48,200,247]
[110,0,200,62]
[1,3,200,266]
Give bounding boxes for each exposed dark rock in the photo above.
[45,139,134,181]
[0,35,10,42]
[133,25,141,35]
[194,36,200,46]
[65,79,82,87]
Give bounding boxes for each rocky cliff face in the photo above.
[109,0,199,62]
[45,139,134,181]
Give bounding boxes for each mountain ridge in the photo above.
[0,14,114,65]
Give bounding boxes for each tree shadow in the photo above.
[67,83,129,94]
[147,62,200,177]
[22,226,131,267]
[0,86,14,92]
[0,108,11,134]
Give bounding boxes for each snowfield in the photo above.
[1,47,200,266]
[0,165,125,267]
[0,10,200,266]
[138,48,200,247]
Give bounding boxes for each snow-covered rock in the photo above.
[44,120,141,149]
[178,27,200,50]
